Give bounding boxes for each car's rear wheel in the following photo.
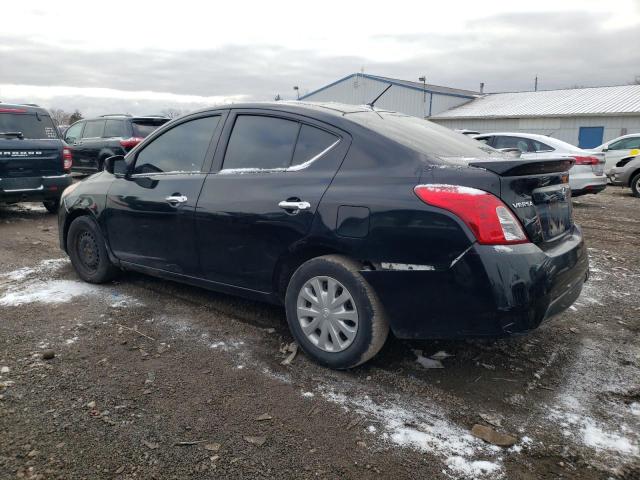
[285,255,389,369]
[43,198,60,214]
[631,172,640,198]
[67,216,118,283]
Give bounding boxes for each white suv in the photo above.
[474,132,607,196]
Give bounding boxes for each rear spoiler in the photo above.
[469,158,574,176]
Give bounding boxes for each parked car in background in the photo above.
[608,153,640,197]
[0,103,72,213]
[474,132,607,196]
[589,133,640,174]
[59,102,588,369]
[64,114,169,173]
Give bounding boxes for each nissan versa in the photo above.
[58,102,589,369]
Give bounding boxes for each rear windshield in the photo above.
[132,119,169,138]
[348,111,497,159]
[0,112,59,140]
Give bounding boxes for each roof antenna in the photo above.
[367,83,392,109]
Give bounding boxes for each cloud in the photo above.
[1,9,638,116]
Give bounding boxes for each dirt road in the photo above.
[1,188,638,479]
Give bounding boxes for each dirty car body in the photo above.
[58,102,588,346]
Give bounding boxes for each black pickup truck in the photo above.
[0,104,73,213]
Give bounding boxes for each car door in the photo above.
[76,120,105,170]
[103,112,226,275]
[63,121,85,166]
[195,110,350,292]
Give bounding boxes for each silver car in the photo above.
[608,154,640,197]
[474,132,607,196]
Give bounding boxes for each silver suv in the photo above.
[608,154,640,197]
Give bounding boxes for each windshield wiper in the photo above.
[0,131,24,139]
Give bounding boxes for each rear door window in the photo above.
[531,139,554,152]
[223,115,299,170]
[494,136,533,152]
[82,120,105,138]
[133,116,219,174]
[291,125,339,167]
[0,112,59,139]
[132,119,169,138]
[104,120,126,138]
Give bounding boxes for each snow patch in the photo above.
[1,258,68,282]
[319,389,502,479]
[0,280,98,306]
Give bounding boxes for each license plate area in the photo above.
[2,177,42,191]
[532,185,573,241]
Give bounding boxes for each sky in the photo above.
[2,0,640,117]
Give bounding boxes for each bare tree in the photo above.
[49,108,70,126]
[161,108,186,119]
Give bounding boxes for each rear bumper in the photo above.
[569,168,607,195]
[361,225,588,339]
[0,174,72,203]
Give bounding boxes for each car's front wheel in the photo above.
[631,172,640,198]
[285,255,389,369]
[67,216,118,283]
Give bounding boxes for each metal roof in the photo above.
[300,73,478,100]
[432,85,640,119]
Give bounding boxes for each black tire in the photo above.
[43,198,60,214]
[67,216,118,283]
[285,255,389,369]
[631,172,640,198]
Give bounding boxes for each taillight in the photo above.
[119,137,143,149]
[572,156,599,165]
[62,147,73,171]
[414,184,529,245]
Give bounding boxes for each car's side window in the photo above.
[82,120,105,139]
[610,137,640,150]
[133,116,220,175]
[291,125,339,167]
[64,122,83,144]
[494,136,532,152]
[531,139,554,152]
[104,120,125,138]
[223,115,299,170]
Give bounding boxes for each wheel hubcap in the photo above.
[296,276,358,353]
[77,231,99,271]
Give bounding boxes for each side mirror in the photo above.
[104,155,127,175]
[602,147,609,152]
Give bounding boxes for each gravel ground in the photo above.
[0,187,638,480]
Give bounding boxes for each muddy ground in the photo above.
[0,187,638,480]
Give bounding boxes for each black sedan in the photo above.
[58,102,588,369]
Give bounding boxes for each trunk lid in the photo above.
[0,139,64,179]
[469,158,574,245]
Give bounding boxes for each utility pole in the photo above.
[418,76,426,117]
[293,86,300,100]
[534,75,538,92]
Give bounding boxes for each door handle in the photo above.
[278,200,311,212]
[165,195,188,205]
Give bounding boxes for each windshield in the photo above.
[348,111,498,159]
[0,112,59,140]
[132,119,169,138]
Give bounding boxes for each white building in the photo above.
[299,73,478,118]
[431,85,640,148]
[301,74,640,148]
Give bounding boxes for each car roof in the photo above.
[475,132,583,151]
[0,103,52,115]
